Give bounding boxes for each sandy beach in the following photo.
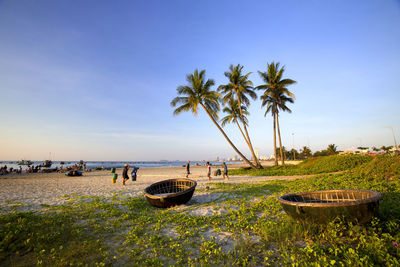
[0,162,309,211]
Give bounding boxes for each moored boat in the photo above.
[17,160,33,165]
[41,160,52,167]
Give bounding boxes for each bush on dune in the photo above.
[297,154,373,173]
[231,154,373,176]
[349,155,400,182]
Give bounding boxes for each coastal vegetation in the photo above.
[230,154,373,176]
[171,62,296,170]
[1,155,399,266]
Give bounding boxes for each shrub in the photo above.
[230,154,373,176]
[350,155,400,182]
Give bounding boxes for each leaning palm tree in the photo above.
[257,62,296,166]
[221,100,250,148]
[170,69,257,169]
[218,64,261,168]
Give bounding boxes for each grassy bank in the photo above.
[1,156,399,266]
[230,154,373,176]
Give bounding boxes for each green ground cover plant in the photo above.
[0,155,399,266]
[230,154,373,176]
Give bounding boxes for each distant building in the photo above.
[339,150,354,155]
[340,148,369,155]
[390,146,400,155]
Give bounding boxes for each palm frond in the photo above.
[173,102,192,116]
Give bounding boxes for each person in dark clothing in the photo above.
[131,166,139,181]
[185,161,190,178]
[122,164,129,186]
[206,162,211,180]
[223,162,229,180]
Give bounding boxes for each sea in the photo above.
[1,160,237,171]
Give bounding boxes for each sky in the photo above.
[1,0,399,161]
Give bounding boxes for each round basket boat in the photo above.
[144,178,197,208]
[278,189,382,224]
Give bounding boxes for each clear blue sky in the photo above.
[1,0,399,161]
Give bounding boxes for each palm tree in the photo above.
[170,69,257,169]
[327,144,338,155]
[221,100,250,147]
[218,64,261,168]
[300,146,312,159]
[257,62,296,166]
[276,146,291,161]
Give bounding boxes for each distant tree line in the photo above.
[280,144,398,160]
[274,144,336,160]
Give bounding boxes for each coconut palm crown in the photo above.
[171,69,220,120]
[221,100,249,127]
[260,90,294,116]
[256,62,296,101]
[327,144,338,155]
[218,64,257,106]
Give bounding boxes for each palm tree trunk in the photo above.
[234,118,250,147]
[273,112,278,166]
[276,112,285,165]
[242,120,262,167]
[235,91,262,168]
[200,103,258,170]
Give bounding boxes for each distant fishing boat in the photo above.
[41,160,52,167]
[17,160,33,165]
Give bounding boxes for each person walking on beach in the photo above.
[206,162,211,180]
[223,162,229,180]
[131,166,139,181]
[122,164,129,186]
[185,161,190,178]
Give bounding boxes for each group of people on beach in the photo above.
[1,165,26,175]
[0,165,20,175]
[58,163,86,173]
[116,161,229,186]
[185,161,229,180]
